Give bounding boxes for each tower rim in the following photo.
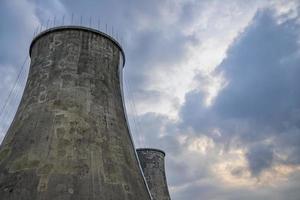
[136,148,166,156]
[29,25,126,67]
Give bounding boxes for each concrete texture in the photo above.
[0,26,152,200]
[137,148,171,200]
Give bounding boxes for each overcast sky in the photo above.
[1,0,300,199]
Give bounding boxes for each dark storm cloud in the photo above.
[180,9,300,177]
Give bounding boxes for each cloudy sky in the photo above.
[1,0,300,199]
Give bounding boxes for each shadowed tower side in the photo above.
[0,26,151,200]
[137,148,171,200]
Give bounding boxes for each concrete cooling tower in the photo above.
[137,148,171,200]
[0,26,152,200]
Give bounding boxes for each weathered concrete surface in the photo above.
[0,26,151,200]
[137,148,171,200]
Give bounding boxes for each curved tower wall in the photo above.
[137,148,171,200]
[0,26,152,200]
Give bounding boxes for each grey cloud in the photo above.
[180,9,300,178]
[213,9,300,168]
[246,144,274,176]
[214,11,300,126]
[179,90,215,133]
[173,172,300,200]
[164,8,300,190]
[134,112,179,152]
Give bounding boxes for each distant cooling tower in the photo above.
[137,148,171,200]
[0,26,152,199]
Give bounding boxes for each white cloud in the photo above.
[134,0,266,118]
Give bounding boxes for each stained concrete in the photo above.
[0,26,151,200]
[137,148,171,200]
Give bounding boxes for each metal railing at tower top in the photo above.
[32,14,124,47]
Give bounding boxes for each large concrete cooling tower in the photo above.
[137,148,171,200]
[0,26,152,200]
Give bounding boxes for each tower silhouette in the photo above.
[0,26,152,200]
